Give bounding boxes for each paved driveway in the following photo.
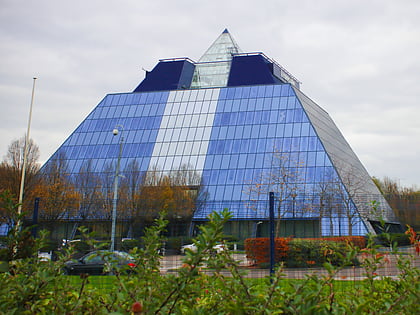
[160,247,420,280]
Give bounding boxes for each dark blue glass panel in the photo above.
[224,100,233,111]
[246,154,256,167]
[216,140,225,153]
[272,85,282,97]
[237,154,247,168]
[282,137,291,152]
[231,140,241,153]
[257,85,265,98]
[316,152,326,166]
[218,170,227,184]
[249,139,257,152]
[300,136,309,151]
[293,124,301,137]
[226,169,236,184]
[118,94,127,105]
[121,106,130,117]
[214,185,226,199]
[257,138,266,151]
[245,111,254,124]
[307,152,316,166]
[244,168,254,182]
[265,85,274,96]
[243,97,254,110]
[230,112,238,125]
[224,139,233,152]
[213,155,223,169]
[229,154,239,168]
[226,88,235,99]
[241,139,250,153]
[237,112,246,125]
[253,111,262,124]
[242,125,252,138]
[267,125,277,137]
[221,155,230,168]
[297,108,306,122]
[103,96,112,106]
[284,124,293,137]
[279,98,288,109]
[219,88,228,100]
[291,137,300,151]
[285,109,295,123]
[250,86,258,98]
[259,125,268,138]
[232,99,241,111]
[249,125,258,138]
[261,111,270,124]
[223,185,234,199]
[255,154,264,168]
[266,138,275,151]
[256,98,264,110]
[214,113,222,126]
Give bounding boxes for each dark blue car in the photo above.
[64,250,136,275]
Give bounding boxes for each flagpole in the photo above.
[17,77,37,223]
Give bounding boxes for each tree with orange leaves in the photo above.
[29,152,80,234]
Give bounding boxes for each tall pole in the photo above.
[110,125,124,251]
[292,193,297,236]
[269,192,275,279]
[17,77,37,227]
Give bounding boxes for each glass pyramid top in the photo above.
[198,28,242,62]
[191,29,242,89]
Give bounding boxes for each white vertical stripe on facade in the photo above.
[149,88,220,173]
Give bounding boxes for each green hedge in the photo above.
[245,237,363,267]
[285,239,358,268]
[374,233,411,247]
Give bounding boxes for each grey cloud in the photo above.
[1,0,419,186]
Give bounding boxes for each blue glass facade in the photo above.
[42,30,399,237]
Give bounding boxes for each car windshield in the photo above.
[82,251,133,263]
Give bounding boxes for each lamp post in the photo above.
[110,125,124,251]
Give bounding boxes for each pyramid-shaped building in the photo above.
[42,30,399,238]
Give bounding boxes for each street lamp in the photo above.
[110,125,124,251]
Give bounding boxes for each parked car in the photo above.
[38,251,52,262]
[180,243,227,254]
[64,250,136,275]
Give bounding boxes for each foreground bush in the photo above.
[0,201,419,314]
[374,232,411,247]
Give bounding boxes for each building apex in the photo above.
[198,29,241,62]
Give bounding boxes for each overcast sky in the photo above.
[1,0,419,187]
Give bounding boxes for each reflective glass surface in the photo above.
[191,28,241,89]
[42,82,395,236]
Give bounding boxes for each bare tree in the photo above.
[334,164,369,236]
[314,168,341,236]
[246,151,304,237]
[100,162,115,220]
[76,159,103,221]
[0,137,40,203]
[119,159,144,236]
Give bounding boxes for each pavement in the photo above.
[160,247,420,280]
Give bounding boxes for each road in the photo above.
[160,247,420,280]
